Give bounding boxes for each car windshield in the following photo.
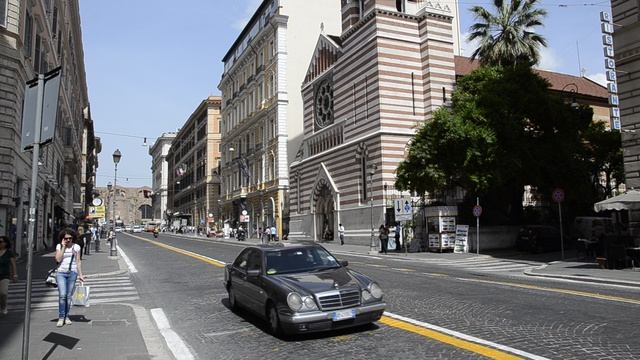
[265,247,341,275]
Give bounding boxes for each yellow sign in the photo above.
[88,205,106,219]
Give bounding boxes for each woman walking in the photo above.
[0,236,18,315]
[379,224,389,254]
[55,229,85,327]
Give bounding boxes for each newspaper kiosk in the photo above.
[426,206,458,252]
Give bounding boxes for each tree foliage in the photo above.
[469,0,548,67]
[396,65,621,223]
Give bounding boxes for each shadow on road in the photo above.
[220,298,381,342]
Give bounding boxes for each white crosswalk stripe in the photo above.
[6,275,139,311]
[433,257,541,273]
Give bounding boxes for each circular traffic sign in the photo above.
[473,205,482,217]
[92,198,103,206]
[552,188,565,203]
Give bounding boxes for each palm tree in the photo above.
[468,0,548,67]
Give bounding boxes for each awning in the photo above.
[594,190,640,212]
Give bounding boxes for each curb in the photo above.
[523,264,640,288]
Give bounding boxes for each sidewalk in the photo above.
[0,240,169,360]
[175,233,640,287]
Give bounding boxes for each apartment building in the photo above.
[149,132,176,223]
[0,0,95,254]
[166,97,222,231]
[218,0,342,238]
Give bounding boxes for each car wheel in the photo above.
[228,284,238,312]
[267,303,282,337]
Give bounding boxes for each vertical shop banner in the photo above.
[454,225,469,253]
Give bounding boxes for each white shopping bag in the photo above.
[72,282,91,307]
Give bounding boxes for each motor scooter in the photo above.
[237,228,246,241]
[153,229,159,238]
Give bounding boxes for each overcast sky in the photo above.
[79,0,611,188]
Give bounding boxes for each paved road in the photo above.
[118,232,640,360]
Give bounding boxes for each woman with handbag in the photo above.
[55,229,85,327]
[0,235,18,315]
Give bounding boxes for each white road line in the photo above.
[117,245,138,273]
[328,251,382,260]
[150,308,195,360]
[383,311,550,360]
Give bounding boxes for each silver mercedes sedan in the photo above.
[224,243,386,336]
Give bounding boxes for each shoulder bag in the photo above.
[45,251,74,288]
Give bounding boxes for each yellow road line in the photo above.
[380,316,522,360]
[459,278,640,305]
[126,233,226,268]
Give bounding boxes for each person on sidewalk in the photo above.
[338,224,345,245]
[395,223,402,252]
[270,225,277,242]
[0,236,18,315]
[55,229,85,327]
[379,224,389,254]
[76,226,86,260]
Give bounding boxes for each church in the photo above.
[288,0,460,244]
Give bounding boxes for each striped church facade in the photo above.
[289,0,457,244]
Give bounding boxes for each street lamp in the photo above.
[368,163,378,255]
[110,149,121,257]
[561,83,579,109]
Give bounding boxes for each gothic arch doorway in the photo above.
[314,180,334,241]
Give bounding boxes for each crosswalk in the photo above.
[392,255,542,273]
[6,274,139,311]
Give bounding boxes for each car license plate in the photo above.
[332,309,356,321]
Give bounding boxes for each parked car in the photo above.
[224,243,386,336]
[115,227,124,233]
[516,225,563,253]
[125,225,133,232]
[133,225,143,233]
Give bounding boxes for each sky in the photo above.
[79,0,612,188]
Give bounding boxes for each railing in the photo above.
[304,122,344,158]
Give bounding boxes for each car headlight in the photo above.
[287,293,303,311]
[361,289,373,302]
[287,293,318,312]
[369,283,383,299]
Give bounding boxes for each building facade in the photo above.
[149,132,176,224]
[614,0,640,188]
[96,186,152,226]
[218,0,343,238]
[0,0,95,255]
[166,97,222,232]
[289,0,459,243]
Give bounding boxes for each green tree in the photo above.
[583,122,625,199]
[468,0,548,67]
[396,65,601,224]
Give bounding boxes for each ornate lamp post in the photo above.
[110,149,121,256]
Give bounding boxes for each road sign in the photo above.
[394,198,413,221]
[552,188,565,203]
[87,206,106,219]
[21,68,61,150]
[472,205,482,217]
[240,215,250,222]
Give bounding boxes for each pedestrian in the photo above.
[270,225,277,242]
[55,229,85,327]
[76,226,85,260]
[395,223,402,252]
[0,235,18,315]
[338,223,345,245]
[379,224,389,254]
[263,227,270,243]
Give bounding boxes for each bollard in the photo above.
[110,234,118,257]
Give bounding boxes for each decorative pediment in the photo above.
[303,34,343,85]
[311,163,340,210]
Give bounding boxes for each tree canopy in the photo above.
[469,0,548,67]
[396,65,621,223]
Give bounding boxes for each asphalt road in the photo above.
[118,232,640,360]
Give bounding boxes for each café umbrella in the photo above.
[594,190,640,212]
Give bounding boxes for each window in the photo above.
[247,250,262,271]
[24,11,33,55]
[34,34,42,73]
[0,0,7,28]
[361,156,368,201]
[233,249,250,270]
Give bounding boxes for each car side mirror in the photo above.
[340,260,349,267]
[247,269,261,278]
